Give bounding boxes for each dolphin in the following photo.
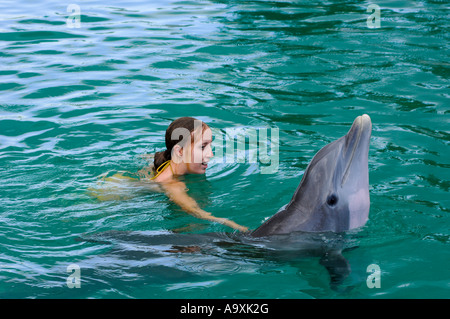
[251,114,372,237]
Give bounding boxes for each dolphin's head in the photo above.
[252,114,372,236]
[296,114,372,232]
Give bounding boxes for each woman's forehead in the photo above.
[202,128,212,140]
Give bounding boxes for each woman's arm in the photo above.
[161,181,248,232]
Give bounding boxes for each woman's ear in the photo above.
[171,144,184,164]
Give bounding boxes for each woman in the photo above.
[142,117,248,232]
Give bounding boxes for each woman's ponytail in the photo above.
[153,149,171,172]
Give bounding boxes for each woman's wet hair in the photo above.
[153,117,209,171]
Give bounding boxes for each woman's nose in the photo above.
[207,146,214,158]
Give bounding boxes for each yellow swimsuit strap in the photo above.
[151,160,173,180]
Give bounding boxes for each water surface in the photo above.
[0,0,448,298]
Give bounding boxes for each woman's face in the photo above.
[187,127,213,174]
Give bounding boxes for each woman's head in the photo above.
[154,117,213,175]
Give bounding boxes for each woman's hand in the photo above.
[204,215,249,232]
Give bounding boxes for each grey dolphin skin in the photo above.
[251,114,372,237]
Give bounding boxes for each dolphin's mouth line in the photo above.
[340,117,363,187]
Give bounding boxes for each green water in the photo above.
[0,0,448,299]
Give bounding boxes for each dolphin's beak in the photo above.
[358,114,372,139]
[340,114,372,187]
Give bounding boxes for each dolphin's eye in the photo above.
[327,194,338,206]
